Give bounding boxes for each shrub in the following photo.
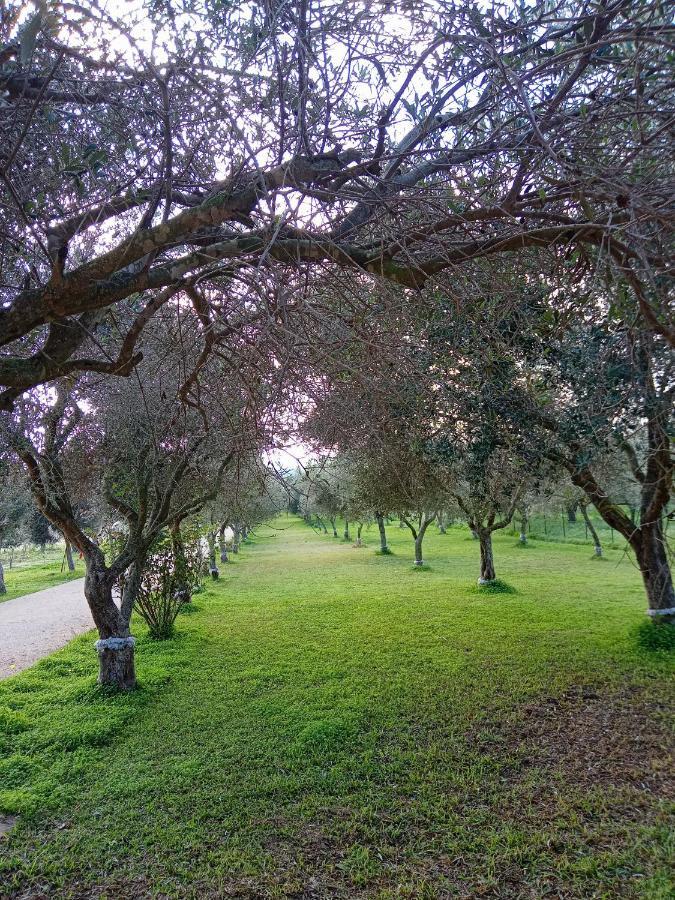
[135,535,202,639]
[172,524,205,603]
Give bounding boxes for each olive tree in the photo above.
[2,335,262,688]
[1,0,671,418]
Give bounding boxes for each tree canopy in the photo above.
[1,0,673,411]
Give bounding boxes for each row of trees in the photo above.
[292,270,672,609]
[0,478,70,591]
[294,452,631,584]
[0,312,286,686]
[0,1,672,687]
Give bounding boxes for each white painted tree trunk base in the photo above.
[646,606,675,618]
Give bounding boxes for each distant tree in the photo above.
[450,453,527,584]
[28,508,56,551]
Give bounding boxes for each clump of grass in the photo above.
[635,619,675,652]
[177,601,200,615]
[473,578,517,595]
[375,547,393,556]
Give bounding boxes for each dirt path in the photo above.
[0,578,93,679]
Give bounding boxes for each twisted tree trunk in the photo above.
[218,523,229,562]
[207,530,219,579]
[65,540,75,571]
[375,512,388,552]
[478,530,496,583]
[518,506,528,545]
[85,549,136,690]
[634,521,674,623]
[403,512,436,566]
[579,501,602,557]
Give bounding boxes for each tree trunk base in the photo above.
[594,545,603,557]
[646,607,675,625]
[414,559,424,566]
[95,637,136,690]
[478,577,496,585]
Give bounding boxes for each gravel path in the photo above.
[0,578,93,680]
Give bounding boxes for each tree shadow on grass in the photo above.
[634,620,675,653]
[472,578,518,595]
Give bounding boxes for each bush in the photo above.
[173,524,205,602]
[135,534,203,639]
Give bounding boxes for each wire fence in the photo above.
[509,508,668,549]
[0,541,75,571]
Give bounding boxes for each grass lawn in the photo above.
[0,555,84,604]
[0,518,672,898]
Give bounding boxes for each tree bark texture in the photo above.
[518,508,528,545]
[95,637,136,691]
[580,502,602,557]
[207,531,219,579]
[84,551,136,689]
[376,513,388,552]
[478,531,496,583]
[634,520,674,621]
[65,541,75,571]
[218,524,229,562]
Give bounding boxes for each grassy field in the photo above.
[0,548,84,604]
[0,518,672,898]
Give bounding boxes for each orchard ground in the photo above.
[0,545,84,604]
[0,518,672,899]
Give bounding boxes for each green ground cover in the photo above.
[0,552,84,604]
[0,519,672,898]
